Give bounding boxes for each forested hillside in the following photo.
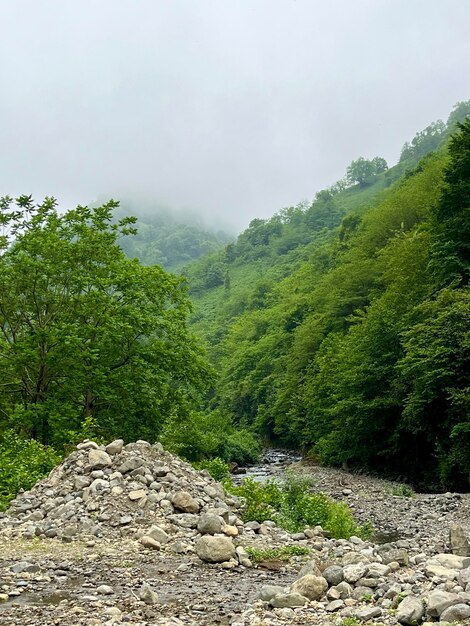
[113,203,233,271]
[185,101,470,491]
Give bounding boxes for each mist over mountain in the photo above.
[1,1,469,229]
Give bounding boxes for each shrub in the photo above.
[161,410,261,464]
[229,472,373,540]
[194,457,231,482]
[0,430,62,511]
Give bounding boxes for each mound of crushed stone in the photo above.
[1,439,244,551]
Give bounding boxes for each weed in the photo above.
[245,545,310,563]
[389,484,415,498]
[229,472,374,540]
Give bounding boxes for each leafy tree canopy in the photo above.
[0,196,212,447]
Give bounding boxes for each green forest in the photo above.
[1,100,469,508]
[184,101,470,491]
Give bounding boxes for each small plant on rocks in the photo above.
[245,545,310,563]
[193,457,231,482]
[390,484,415,498]
[229,473,374,540]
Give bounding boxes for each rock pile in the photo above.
[1,439,248,565]
[3,440,470,625]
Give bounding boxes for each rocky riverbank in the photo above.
[2,441,470,625]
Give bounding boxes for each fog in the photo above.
[1,0,469,230]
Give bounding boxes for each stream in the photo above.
[234,448,302,483]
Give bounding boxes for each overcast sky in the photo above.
[1,0,469,230]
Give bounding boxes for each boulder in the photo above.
[146,525,169,544]
[140,583,158,605]
[171,491,200,514]
[257,585,287,601]
[291,574,328,601]
[88,449,112,469]
[343,563,369,584]
[396,595,424,625]
[440,603,470,622]
[450,524,470,557]
[195,536,236,563]
[426,590,461,618]
[269,592,308,608]
[197,513,222,535]
[323,565,344,586]
[105,439,124,455]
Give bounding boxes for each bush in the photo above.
[161,410,261,464]
[0,431,62,511]
[229,472,373,540]
[194,457,231,482]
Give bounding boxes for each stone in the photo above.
[432,553,470,569]
[197,513,222,535]
[140,535,160,550]
[326,599,344,612]
[88,449,112,469]
[146,524,169,544]
[195,535,236,563]
[96,585,114,595]
[396,595,424,625]
[257,585,287,601]
[0,594,10,602]
[355,607,382,620]
[105,439,124,455]
[367,563,390,577]
[77,440,99,450]
[297,559,322,578]
[323,565,344,586]
[425,563,458,580]
[336,581,353,599]
[10,561,41,573]
[167,513,199,528]
[140,583,158,605]
[381,548,409,566]
[426,590,461,617]
[450,524,470,557]
[269,592,308,608]
[291,574,328,601]
[128,489,147,501]
[171,491,200,514]
[440,603,470,622]
[343,563,369,584]
[117,457,144,473]
[222,524,239,537]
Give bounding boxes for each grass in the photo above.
[228,472,374,540]
[245,545,310,563]
[389,484,415,498]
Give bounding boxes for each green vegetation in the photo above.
[114,203,233,271]
[1,101,469,509]
[245,545,310,563]
[0,196,217,507]
[389,485,415,498]
[161,410,261,465]
[0,430,61,510]
[185,102,470,491]
[229,473,373,539]
[193,457,232,482]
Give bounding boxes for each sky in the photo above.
[0,0,469,231]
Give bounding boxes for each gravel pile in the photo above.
[2,441,470,625]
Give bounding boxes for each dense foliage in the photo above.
[186,105,470,491]
[0,430,61,510]
[114,204,233,271]
[0,197,212,448]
